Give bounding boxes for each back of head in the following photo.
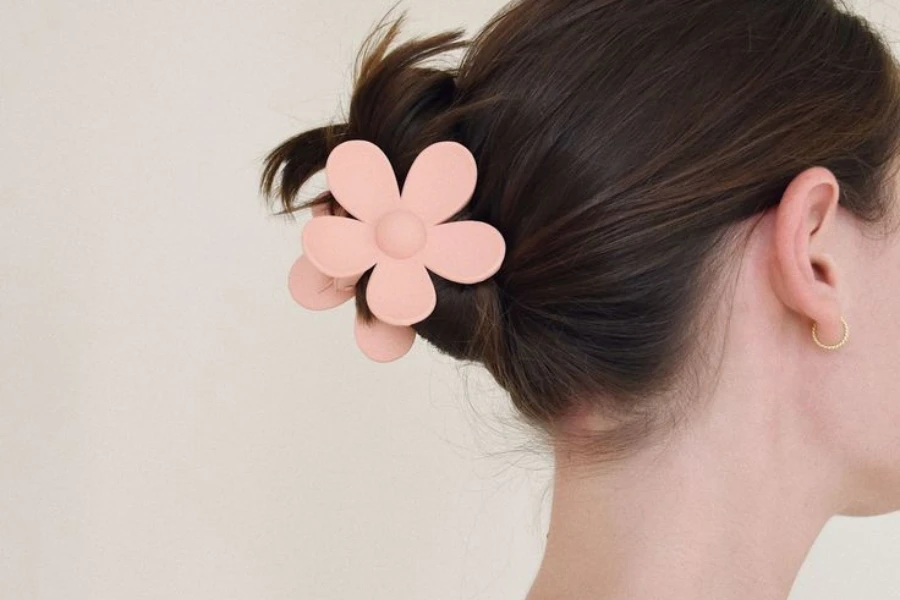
[261,0,900,463]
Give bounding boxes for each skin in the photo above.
[526,166,900,600]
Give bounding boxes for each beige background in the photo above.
[1,1,898,598]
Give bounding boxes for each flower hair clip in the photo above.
[288,140,507,362]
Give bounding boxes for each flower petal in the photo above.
[335,273,363,292]
[401,141,478,226]
[366,258,436,326]
[354,315,416,363]
[310,202,329,218]
[288,254,354,310]
[302,215,378,279]
[326,140,401,223]
[422,221,506,284]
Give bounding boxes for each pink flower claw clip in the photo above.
[288,202,419,363]
[290,139,506,363]
[288,203,357,310]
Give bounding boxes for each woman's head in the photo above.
[263,0,900,510]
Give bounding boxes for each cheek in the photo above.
[841,253,900,506]
[866,260,900,411]
[824,238,900,512]
[845,231,900,416]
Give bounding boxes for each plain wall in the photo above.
[1,1,898,598]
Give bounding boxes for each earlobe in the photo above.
[770,166,843,327]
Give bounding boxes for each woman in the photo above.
[261,0,900,597]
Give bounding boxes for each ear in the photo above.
[769,166,844,343]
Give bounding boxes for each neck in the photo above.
[526,390,844,600]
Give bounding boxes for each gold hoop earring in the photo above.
[811,316,849,351]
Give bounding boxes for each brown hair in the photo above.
[261,0,900,463]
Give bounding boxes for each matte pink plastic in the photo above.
[354,317,417,364]
[289,140,507,362]
[288,254,354,311]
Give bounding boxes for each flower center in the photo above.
[375,209,427,259]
